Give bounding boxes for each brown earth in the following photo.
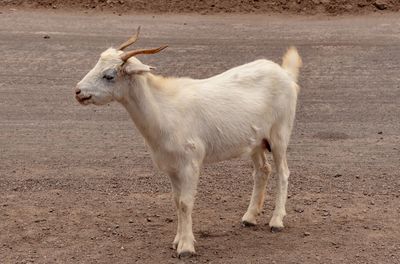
[1,9,400,264]
[1,0,400,15]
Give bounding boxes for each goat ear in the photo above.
[124,61,155,74]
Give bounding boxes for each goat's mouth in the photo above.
[75,94,92,105]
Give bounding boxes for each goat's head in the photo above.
[75,27,167,105]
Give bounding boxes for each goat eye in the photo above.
[102,68,117,81]
[103,74,114,81]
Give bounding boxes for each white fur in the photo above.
[76,47,302,256]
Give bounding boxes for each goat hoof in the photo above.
[270,226,284,233]
[178,251,195,259]
[241,220,256,227]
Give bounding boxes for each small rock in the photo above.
[43,35,50,39]
[334,173,342,178]
[373,0,388,10]
[322,210,330,217]
[115,224,119,228]
[377,131,383,134]
[344,4,352,10]
[304,231,311,237]
[294,207,304,213]
[146,217,152,222]
[129,219,134,223]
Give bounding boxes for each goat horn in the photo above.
[120,45,168,62]
[118,26,141,50]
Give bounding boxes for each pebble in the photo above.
[304,231,311,237]
[373,1,388,10]
[43,35,50,39]
[294,207,304,213]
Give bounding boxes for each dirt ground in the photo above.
[1,0,400,15]
[0,9,400,264]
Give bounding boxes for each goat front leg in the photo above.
[170,182,182,250]
[169,163,200,257]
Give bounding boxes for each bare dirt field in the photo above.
[1,0,400,15]
[0,9,399,264]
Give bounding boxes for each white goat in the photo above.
[75,28,302,257]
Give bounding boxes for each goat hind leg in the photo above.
[269,142,290,232]
[242,151,271,226]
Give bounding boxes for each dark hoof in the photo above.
[241,220,256,227]
[178,251,195,259]
[270,226,284,233]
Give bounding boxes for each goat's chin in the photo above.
[75,95,92,105]
[91,97,113,106]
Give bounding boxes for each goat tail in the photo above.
[282,46,302,83]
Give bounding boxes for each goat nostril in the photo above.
[75,88,81,95]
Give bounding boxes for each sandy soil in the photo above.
[1,0,400,15]
[0,9,399,264]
